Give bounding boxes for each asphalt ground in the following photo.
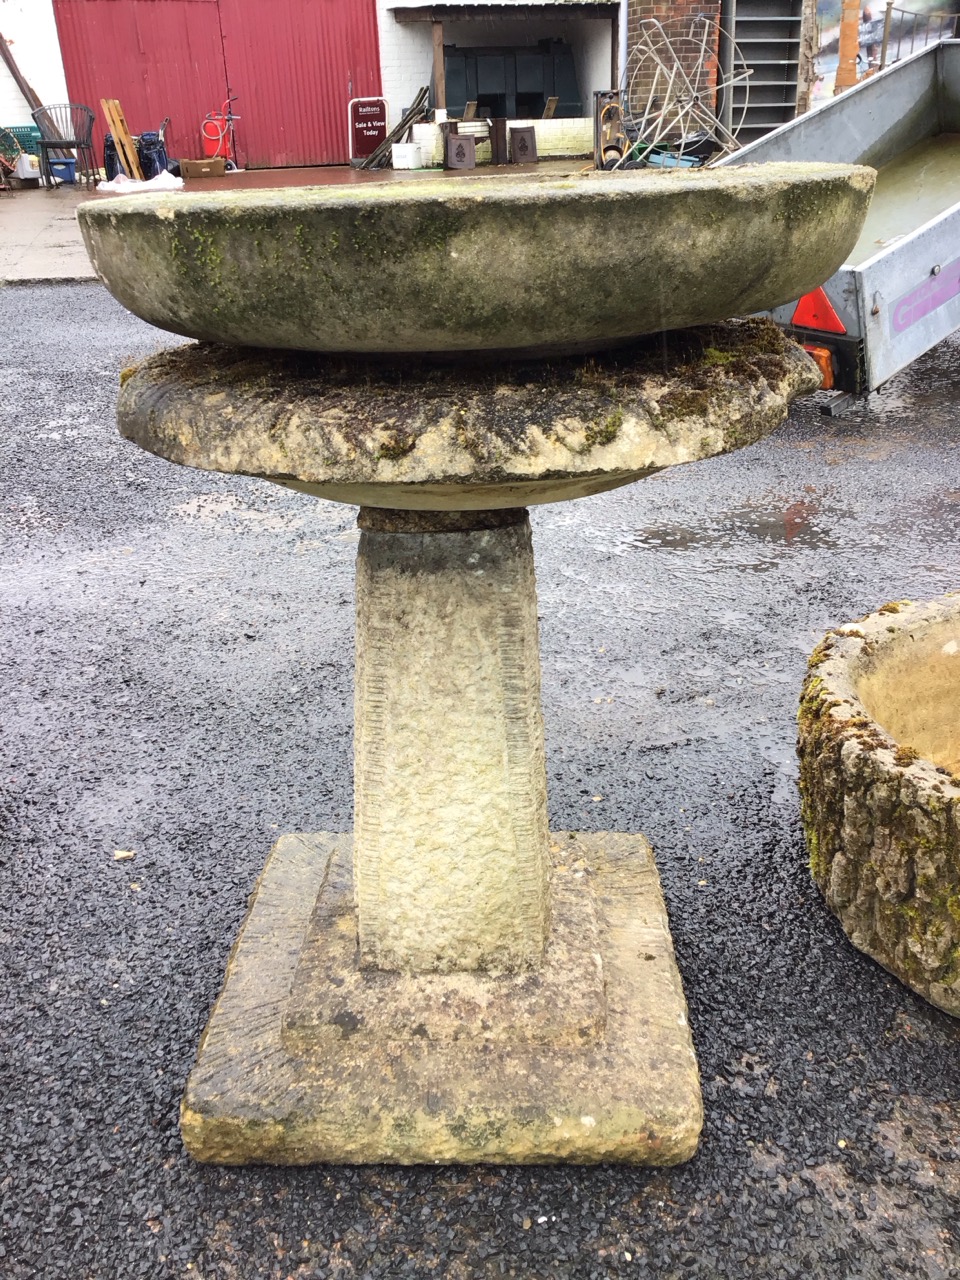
[2,282,960,1279]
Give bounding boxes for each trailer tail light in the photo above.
[792,287,846,334]
[803,344,836,389]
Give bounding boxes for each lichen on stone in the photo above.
[117,317,820,505]
[797,597,960,1018]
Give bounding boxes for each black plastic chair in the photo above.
[31,103,97,187]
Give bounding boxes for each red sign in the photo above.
[349,97,387,159]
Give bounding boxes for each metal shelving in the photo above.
[734,0,804,141]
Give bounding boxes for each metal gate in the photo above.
[53,0,382,168]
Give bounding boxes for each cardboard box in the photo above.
[181,157,226,179]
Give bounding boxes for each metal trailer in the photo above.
[717,41,960,411]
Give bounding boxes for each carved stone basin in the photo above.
[799,595,960,1017]
[78,164,874,357]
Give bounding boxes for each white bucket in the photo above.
[391,143,422,170]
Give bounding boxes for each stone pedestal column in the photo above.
[178,509,704,1168]
[354,508,550,973]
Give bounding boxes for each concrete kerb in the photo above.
[0,185,97,284]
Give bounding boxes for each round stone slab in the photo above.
[79,164,874,356]
[118,318,821,510]
[798,594,960,1017]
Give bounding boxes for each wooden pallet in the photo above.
[100,98,144,180]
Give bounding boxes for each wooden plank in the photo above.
[0,27,44,114]
[542,96,559,120]
[100,100,125,172]
[105,99,144,180]
[101,98,144,180]
[432,22,446,110]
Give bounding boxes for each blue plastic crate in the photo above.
[47,157,76,183]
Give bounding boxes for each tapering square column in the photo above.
[353,508,550,974]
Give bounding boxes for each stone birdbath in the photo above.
[79,165,873,1166]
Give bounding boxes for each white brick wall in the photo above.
[411,116,593,167]
[0,58,31,127]
[0,0,69,127]
[376,1,616,127]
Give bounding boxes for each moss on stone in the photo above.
[583,407,624,451]
[116,316,818,501]
[807,639,835,669]
[78,165,875,356]
[377,432,418,462]
[798,602,960,1016]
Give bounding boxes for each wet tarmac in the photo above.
[2,282,960,1279]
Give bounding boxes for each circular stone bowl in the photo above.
[798,595,960,1016]
[78,164,874,357]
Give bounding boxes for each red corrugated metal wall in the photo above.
[53,0,382,169]
[53,0,229,165]
[219,0,382,168]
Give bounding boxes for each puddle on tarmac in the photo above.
[173,493,306,531]
[622,492,838,560]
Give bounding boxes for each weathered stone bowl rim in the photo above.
[802,592,960,797]
[83,160,875,217]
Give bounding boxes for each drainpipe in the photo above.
[717,0,737,135]
[796,0,818,115]
[619,0,628,91]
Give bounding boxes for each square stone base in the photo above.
[181,832,702,1165]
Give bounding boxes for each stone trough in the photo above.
[799,595,960,1018]
[79,164,874,1165]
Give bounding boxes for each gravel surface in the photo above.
[2,282,960,1279]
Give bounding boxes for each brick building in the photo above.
[625,0,815,143]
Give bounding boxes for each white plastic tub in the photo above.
[391,143,422,170]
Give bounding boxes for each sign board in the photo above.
[348,97,387,160]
